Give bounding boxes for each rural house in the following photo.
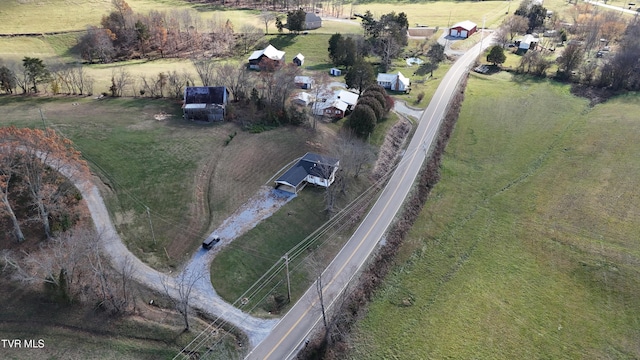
[275,152,340,193]
[377,72,411,92]
[312,99,349,119]
[516,34,539,51]
[293,53,305,66]
[248,44,285,70]
[294,75,314,89]
[305,12,322,30]
[335,89,359,110]
[183,86,229,122]
[449,20,477,38]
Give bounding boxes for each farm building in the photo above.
[305,12,322,29]
[449,20,477,38]
[183,86,229,122]
[377,72,411,92]
[516,34,539,51]
[275,152,340,193]
[294,75,313,89]
[312,99,349,119]
[248,44,285,70]
[293,92,313,106]
[329,68,342,76]
[293,53,305,66]
[335,89,359,110]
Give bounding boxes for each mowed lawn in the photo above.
[349,72,640,358]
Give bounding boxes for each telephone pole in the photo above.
[284,253,291,303]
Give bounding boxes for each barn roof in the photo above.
[184,86,228,105]
[335,90,359,106]
[451,20,477,31]
[248,44,285,61]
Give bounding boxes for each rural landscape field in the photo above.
[1,0,640,358]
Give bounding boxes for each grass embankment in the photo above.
[350,72,640,358]
[0,279,240,359]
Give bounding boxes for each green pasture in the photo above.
[0,96,322,269]
[350,72,640,358]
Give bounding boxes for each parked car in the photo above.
[202,235,221,250]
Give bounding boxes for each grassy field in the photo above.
[0,96,325,269]
[348,72,640,358]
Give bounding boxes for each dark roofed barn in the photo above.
[275,152,339,193]
[305,12,322,30]
[183,86,229,122]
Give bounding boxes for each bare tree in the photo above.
[0,146,25,242]
[162,269,204,331]
[503,15,529,42]
[166,69,193,99]
[556,42,584,80]
[192,57,216,86]
[111,67,133,97]
[215,63,252,101]
[238,24,263,55]
[309,72,333,130]
[259,11,276,34]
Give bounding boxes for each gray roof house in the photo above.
[183,86,229,122]
[305,12,322,30]
[274,152,340,193]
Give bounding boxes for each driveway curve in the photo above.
[57,165,281,348]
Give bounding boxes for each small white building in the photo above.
[293,92,313,106]
[329,68,342,76]
[517,34,539,50]
[294,75,314,89]
[377,72,411,92]
[293,53,305,66]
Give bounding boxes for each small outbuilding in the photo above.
[516,34,539,51]
[377,72,411,92]
[329,68,342,76]
[293,53,305,66]
[449,20,478,38]
[275,152,340,194]
[183,86,229,122]
[294,75,314,89]
[293,92,313,106]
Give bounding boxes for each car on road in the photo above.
[202,235,221,250]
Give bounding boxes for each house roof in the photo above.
[248,44,285,61]
[377,72,410,86]
[335,90,359,106]
[294,53,304,60]
[329,99,349,112]
[294,75,313,84]
[184,86,228,105]
[276,152,340,188]
[451,20,477,31]
[294,92,313,104]
[305,12,322,23]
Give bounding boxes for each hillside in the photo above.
[349,72,640,359]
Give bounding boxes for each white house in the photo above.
[274,152,340,193]
[377,72,411,92]
[517,34,539,50]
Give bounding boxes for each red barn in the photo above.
[449,20,478,38]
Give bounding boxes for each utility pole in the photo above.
[480,16,487,56]
[146,206,156,244]
[284,253,291,303]
[39,108,46,129]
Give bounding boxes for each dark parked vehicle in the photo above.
[202,235,221,250]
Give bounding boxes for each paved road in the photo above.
[584,0,640,14]
[246,32,495,360]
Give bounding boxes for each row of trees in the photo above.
[78,0,266,63]
[348,85,393,137]
[1,58,95,95]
